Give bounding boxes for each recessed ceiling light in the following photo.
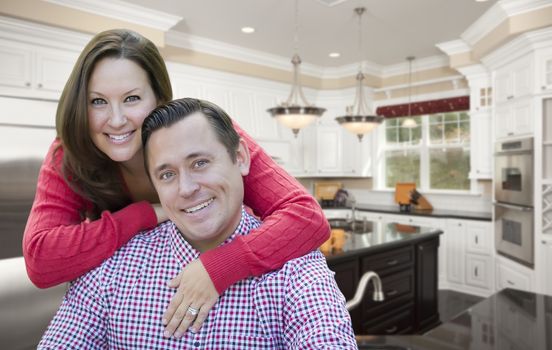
[329,52,341,58]
[241,27,255,34]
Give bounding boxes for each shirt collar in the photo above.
[168,206,253,266]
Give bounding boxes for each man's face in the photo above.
[147,112,250,251]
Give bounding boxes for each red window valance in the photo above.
[375,96,469,118]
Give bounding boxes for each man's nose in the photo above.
[178,173,200,197]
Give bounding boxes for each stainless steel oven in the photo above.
[494,138,533,207]
[494,202,534,266]
[494,137,534,267]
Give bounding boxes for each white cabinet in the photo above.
[536,49,552,92]
[470,111,492,179]
[299,124,362,177]
[540,240,552,296]
[495,255,534,292]
[494,96,533,139]
[444,219,494,296]
[494,56,533,103]
[0,39,78,99]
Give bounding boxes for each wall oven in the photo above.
[494,137,534,267]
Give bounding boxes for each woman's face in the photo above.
[87,57,157,163]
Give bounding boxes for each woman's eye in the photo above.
[90,98,106,105]
[125,95,140,103]
[159,171,175,181]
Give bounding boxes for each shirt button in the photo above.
[194,341,200,347]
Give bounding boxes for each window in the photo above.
[381,112,470,191]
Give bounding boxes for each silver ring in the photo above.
[187,306,199,316]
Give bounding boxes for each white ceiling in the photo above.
[131,0,497,68]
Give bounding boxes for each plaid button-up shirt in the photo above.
[39,208,357,349]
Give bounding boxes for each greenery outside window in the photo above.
[382,112,470,191]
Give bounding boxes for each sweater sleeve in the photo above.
[200,123,330,294]
[22,140,158,288]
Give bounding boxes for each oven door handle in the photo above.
[493,201,533,212]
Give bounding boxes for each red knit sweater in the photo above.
[23,124,330,293]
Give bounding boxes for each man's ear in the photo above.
[236,138,251,176]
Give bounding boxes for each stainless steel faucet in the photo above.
[345,271,385,311]
[349,198,357,232]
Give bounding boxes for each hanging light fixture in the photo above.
[267,0,325,137]
[335,7,383,142]
[402,56,417,128]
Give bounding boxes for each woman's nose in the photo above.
[108,106,127,128]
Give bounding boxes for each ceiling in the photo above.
[131,0,497,68]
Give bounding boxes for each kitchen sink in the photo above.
[328,218,372,234]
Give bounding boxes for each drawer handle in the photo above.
[386,289,398,297]
[387,259,399,266]
[475,236,478,245]
[385,326,398,334]
[507,280,515,286]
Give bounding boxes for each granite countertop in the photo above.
[357,288,552,350]
[322,203,492,222]
[324,221,443,261]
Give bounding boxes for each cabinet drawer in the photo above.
[361,303,415,335]
[363,268,415,317]
[361,246,414,274]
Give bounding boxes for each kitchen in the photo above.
[0,0,551,349]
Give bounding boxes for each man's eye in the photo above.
[159,171,175,181]
[193,160,209,169]
[91,98,106,105]
[125,95,140,103]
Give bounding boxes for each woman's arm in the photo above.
[200,123,330,293]
[23,140,158,288]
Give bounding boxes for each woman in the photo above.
[23,29,329,337]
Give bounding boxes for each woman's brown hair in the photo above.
[56,29,172,218]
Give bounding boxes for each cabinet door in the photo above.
[466,254,492,291]
[512,97,533,136]
[494,103,513,139]
[466,221,492,255]
[470,112,492,179]
[316,126,342,173]
[416,238,440,332]
[541,53,552,91]
[445,220,465,285]
[35,48,78,93]
[0,40,32,89]
[496,256,533,292]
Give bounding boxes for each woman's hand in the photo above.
[152,203,169,224]
[162,259,219,338]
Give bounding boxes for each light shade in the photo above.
[268,106,325,135]
[335,8,383,142]
[401,118,418,128]
[336,115,383,141]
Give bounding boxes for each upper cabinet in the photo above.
[0,38,79,100]
[536,48,552,92]
[494,55,533,104]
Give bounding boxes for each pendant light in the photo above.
[402,56,417,128]
[267,0,326,137]
[335,7,383,142]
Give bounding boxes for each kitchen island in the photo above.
[324,221,443,334]
[357,288,551,350]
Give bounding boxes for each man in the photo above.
[39,98,356,349]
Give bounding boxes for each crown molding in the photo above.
[0,15,90,51]
[43,0,182,31]
[374,75,465,94]
[166,30,326,78]
[436,39,472,56]
[381,55,449,77]
[481,25,552,68]
[461,0,552,46]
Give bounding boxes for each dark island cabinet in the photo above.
[326,235,441,335]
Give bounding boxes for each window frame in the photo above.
[376,111,472,193]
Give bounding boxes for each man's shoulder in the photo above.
[260,250,332,287]
[73,221,173,286]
